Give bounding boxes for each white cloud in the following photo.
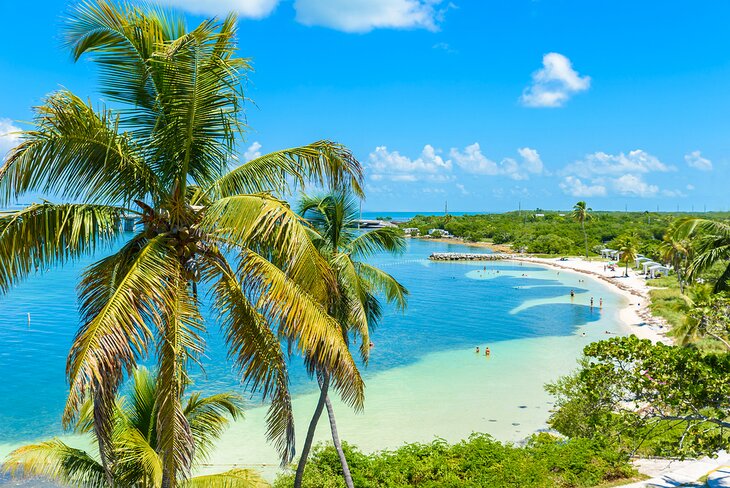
[517,147,544,174]
[520,53,591,108]
[243,141,262,162]
[613,174,658,197]
[684,150,712,171]
[368,144,452,182]
[455,183,469,195]
[155,0,278,18]
[0,118,20,161]
[433,42,456,53]
[559,176,607,197]
[686,184,695,191]
[295,0,446,33]
[449,143,544,180]
[563,149,671,178]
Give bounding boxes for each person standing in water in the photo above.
[485,347,491,356]
[599,297,603,309]
[475,346,480,353]
[590,297,594,309]
[570,289,575,300]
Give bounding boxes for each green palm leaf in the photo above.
[3,440,106,487]
[183,468,269,488]
[0,202,121,293]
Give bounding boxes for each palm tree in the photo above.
[293,191,408,488]
[3,368,268,487]
[571,201,593,258]
[659,220,693,293]
[673,218,730,292]
[615,235,638,277]
[0,2,365,485]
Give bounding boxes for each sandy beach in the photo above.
[510,256,671,344]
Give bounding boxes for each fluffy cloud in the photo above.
[243,141,262,162]
[449,143,544,180]
[0,118,20,161]
[520,53,590,108]
[684,150,712,171]
[295,0,446,33]
[614,174,658,197]
[368,144,452,182]
[559,176,607,197]
[455,183,469,195]
[154,0,278,17]
[563,149,671,178]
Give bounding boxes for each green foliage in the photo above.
[401,211,730,256]
[546,336,730,458]
[275,434,635,488]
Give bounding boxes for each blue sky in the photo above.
[1,0,729,212]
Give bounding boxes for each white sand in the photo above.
[511,256,671,344]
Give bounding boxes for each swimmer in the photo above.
[485,347,491,356]
[476,346,480,353]
[599,298,603,308]
[590,297,594,307]
[581,332,586,337]
[570,289,575,299]
[369,342,375,348]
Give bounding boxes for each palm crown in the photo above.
[0,1,366,484]
[4,367,267,487]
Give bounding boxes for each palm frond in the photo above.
[0,90,157,205]
[212,141,364,198]
[202,252,295,464]
[354,262,408,311]
[183,468,269,488]
[184,391,244,465]
[65,234,177,434]
[3,440,106,487]
[0,202,121,293]
[202,193,335,303]
[240,250,365,411]
[349,227,406,260]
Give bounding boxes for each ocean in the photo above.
[0,236,625,482]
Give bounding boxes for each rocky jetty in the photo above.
[429,252,512,261]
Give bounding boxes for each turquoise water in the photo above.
[0,237,624,481]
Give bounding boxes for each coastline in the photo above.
[511,256,670,343]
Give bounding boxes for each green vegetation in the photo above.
[546,336,730,459]
[276,434,636,488]
[3,368,266,487]
[401,210,730,257]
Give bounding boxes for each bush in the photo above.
[275,434,635,487]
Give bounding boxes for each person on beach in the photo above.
[599,298,603,308]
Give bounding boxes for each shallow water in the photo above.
[0,237,625,482]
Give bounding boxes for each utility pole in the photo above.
[445,200,448,217]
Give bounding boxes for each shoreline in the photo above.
[510,256,670,343]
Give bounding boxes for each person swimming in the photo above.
[570,289,575,298]
[485,347,491,356]
[590,297,594,307]
[476,346,480,353]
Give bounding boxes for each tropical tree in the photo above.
[659,221,693,293]
[615,235,638,277]
[673,293,730,351]
[673,218,730,292]
[571,201,593,258]
[293,191,408,488]
[0,2,365,485]
[3,368,267,487]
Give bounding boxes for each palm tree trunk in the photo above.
[294,370,330,488]
[324,394,354,488]
[582,220,588,258]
